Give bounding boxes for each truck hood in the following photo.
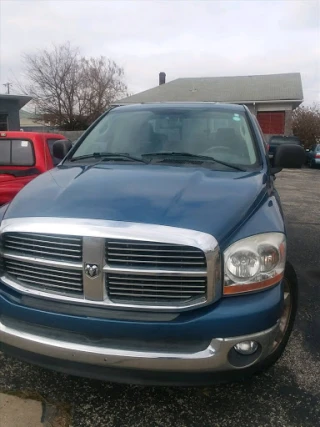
[5,164,268,241]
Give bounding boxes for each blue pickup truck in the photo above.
[0,103,305,385]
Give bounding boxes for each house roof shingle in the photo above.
[116,72,303,104]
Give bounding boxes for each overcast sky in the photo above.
[0,0,319,104]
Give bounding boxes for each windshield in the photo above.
[71,107,260,168]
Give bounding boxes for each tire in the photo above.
[255,261,298,373]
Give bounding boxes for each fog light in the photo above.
[234,340,259,355]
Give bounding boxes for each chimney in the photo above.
[159,72,166,85]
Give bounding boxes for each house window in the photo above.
[0,114,8,131]
[257,112,285,135]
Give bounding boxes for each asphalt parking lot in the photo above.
[0,168,319,427]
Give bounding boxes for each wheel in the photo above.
[256,261,298,373]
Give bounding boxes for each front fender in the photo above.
[221,195,285,251]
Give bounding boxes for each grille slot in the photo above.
[106,240,206,270]
[107,273,207,304]
[5,259,83,296]
[3,232,82,262]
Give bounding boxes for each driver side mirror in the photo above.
[53,139,72,160]
[271,144,305,173]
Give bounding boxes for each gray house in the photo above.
[0,94,32,131]
[19,110,49,132]
[116,72,303,138]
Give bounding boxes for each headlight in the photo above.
[224,233,286,295]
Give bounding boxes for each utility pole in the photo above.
[3,82,12,94]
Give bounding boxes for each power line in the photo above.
[3,83,12,94]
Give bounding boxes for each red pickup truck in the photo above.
[0,131,69,206]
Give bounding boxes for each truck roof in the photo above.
[112,102,247,113]
[0,131,66,139]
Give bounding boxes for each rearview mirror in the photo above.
[273,144,305,169]
[53,139,72,160]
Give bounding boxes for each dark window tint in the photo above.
[0,139,34,166]
[47,138,59,155]
[0,140,11,163]
[0,114,8,131]
[269,136,301,145]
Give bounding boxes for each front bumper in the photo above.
[0,315,279,384]
[0,280,283,384]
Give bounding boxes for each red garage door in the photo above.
[257,112,285,134]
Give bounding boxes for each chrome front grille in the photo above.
[107,273,207,304]
[0,218,219,311]
[5,259,83,296]
[3,232,82,262]
[106,240,206,270]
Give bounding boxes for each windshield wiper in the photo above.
[70,152,148,164]
[142,152,246,171]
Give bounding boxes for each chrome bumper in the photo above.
[0,318,279,373]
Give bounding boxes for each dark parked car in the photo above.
[0,103,305,385]
[305,144,320,168]
[268,135,303,166]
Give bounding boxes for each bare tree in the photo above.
[292,103,320,148]
[78,57,127,125]
[21,42,128,130]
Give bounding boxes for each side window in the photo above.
[47,138,59,155]
[0,139,34,166]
